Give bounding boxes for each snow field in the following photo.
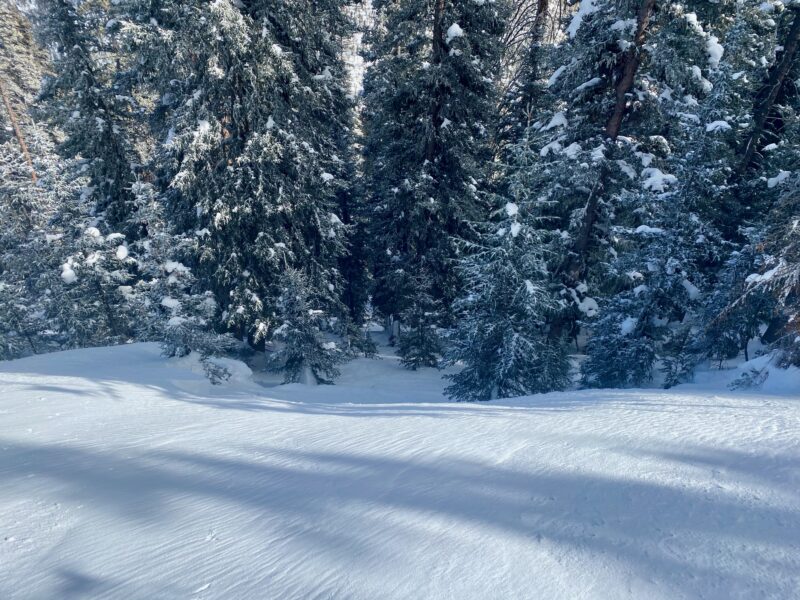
[0,343,798,599]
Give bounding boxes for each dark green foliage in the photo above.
[36,0,141,233]
[581,300,658,389]
[398,288,442,370]
[265,270,344,384]
[362,0,509,343]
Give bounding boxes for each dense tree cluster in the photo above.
[0,0,797,396]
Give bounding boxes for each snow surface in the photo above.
[1,343,799,599]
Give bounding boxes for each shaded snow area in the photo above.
[1,344,799,599]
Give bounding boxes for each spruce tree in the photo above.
[36,0,141,233]
[121,0,355,378]
[445,133,570,400]
[362,0,508,365]
[265,269,344,384]
[532,1,742,385]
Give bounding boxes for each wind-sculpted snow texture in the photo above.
[0,344,798,599]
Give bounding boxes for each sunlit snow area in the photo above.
[1,340,798,599]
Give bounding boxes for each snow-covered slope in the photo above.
[1,344,798,599]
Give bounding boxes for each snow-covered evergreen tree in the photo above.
[397,281,442,370]
[738,178,800,368]
[121,0,356,379]
[362,0,509,364]
[445,135,570,400]
[265,269,344,384]
[536,1,757,385]
[36,0,141,233]
[677,1,800,375]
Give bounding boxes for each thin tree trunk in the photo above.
[551,1,655,340]
[568,0,655,273]
[567,172,605,281]
[0,78,36,182]
[605,0,656,140]
[739,5,800,174]
[535,0,549,30]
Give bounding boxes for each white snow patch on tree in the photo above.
[165,261,191,275]
[682,279,701,300]
[60,262,78,284]
[635,225,666,235]
[610,18,636,32]
[705,120,731,132]
[567,0,599,38]
[641,168,677,192]
[547,65,567,87]
[767,170,791,189]
[575,77,603,92]
[446,23,464,44]
[541,140,563,156]
[564,142,582,159]
[707,36,724,69]
[161,297,181,310]
[620,316,638,336]
[542,112,568,131]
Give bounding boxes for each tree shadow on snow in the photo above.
[0,439,798,598]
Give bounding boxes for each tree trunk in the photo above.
[565,0,655,275]
[739,5,800,174]
[536,0,549,30]
[605,0,657,140]
[0,78,36,182]
[551,0,656,340]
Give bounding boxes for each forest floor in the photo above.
[0,341,798,599]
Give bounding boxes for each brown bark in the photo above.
[565,0,655,275]
[562,0,656,280]
[552,160,607,302]
[739,5,800,174]
[0,78,36,182]
[605,0,656,140]
[551,1,655,340]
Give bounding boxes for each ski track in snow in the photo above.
[0,343,798,599]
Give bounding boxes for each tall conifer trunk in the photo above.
[605,0,656,140]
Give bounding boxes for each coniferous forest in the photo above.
[1,0,799,399]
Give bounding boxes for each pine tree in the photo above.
[687,1,800,374]
[362,0,508,364]
[1,2,140,357]
[121,0,355,378]
[265,269,344,384]
[36,0,141,233]
[701,243,776,367]
[527,1,744,384]
[398,281,442,370]
[739,179,800,368]
[445,134,570,400]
